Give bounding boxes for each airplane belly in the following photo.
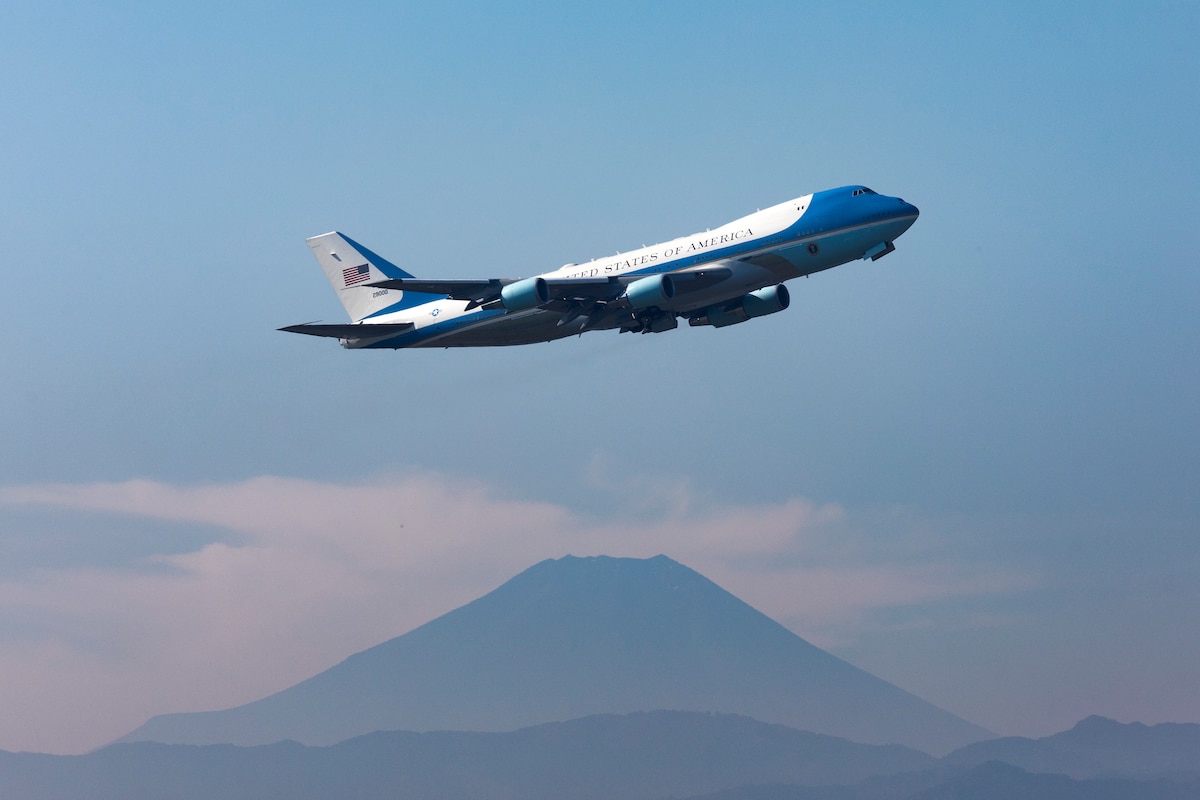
[412,310,572,347]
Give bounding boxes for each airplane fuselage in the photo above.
[283,186,919,349]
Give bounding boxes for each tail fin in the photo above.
[307,232,419,322]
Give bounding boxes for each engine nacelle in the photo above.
[689,284,791,328]
[624,274,675,308]
[743,284,790,317]
[500,277,550,311]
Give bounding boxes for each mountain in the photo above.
[11,713,1200,800]
[681,762,1200,800]
[120,554,988,754]
[944,715,1200,778]
[906,760,1200,800]
[3,712,936,800]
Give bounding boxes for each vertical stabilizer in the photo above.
[306,232,421,322]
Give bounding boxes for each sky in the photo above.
[1,1,1197,754]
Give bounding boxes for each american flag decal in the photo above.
[343,263,371,287]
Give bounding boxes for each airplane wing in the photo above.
[365,278,510,303]
[278,322,415,339]
[366,266,733,307]
[363,277,612,304]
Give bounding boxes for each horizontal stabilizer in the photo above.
[279,322,415,339]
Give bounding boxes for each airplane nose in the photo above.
[899,199,919,217]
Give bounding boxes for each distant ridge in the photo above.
[945,714,1200,778]
[12,713,1200,800]
[1,712,937,800]
[120,555,989,753]
[905,760,1200,800]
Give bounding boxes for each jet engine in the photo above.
[623,274,675,308]
[689,284,790,328]
[500,277,550,311]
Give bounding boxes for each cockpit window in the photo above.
[852,187,877,197]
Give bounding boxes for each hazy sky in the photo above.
[1,1,1197,754]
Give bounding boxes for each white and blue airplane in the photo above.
[281,185,918,348]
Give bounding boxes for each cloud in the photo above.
[0,473,1024,754]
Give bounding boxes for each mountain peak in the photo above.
[1056,715,1153,748]
[504,553,711,588]
[1071,714,1126,730]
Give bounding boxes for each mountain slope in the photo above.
[121,555,988,753]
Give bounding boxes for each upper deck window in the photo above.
[852,187,877,197]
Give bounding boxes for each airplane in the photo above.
[280,185,918,349]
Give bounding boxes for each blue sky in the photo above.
[1,1,1197,753]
